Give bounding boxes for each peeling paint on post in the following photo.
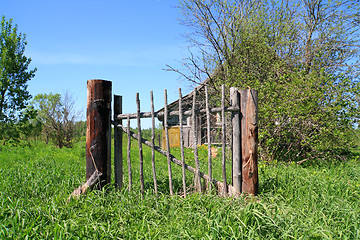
[240,89,259,195]
[86,79,112,188]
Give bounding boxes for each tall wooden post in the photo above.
[86,79,112,188]
[240,89,259,195]
[231,87,241,193]
[114,95,123,190]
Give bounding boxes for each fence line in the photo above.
[85,79,258,197]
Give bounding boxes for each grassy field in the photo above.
[0,139,359,239]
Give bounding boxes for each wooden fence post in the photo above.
[86,79,112,188]
[164,89,174,195]
[221,85,228,195]
[240,89,259,195]
[114,95,123,190]
[136,93,145,198]
[230,87,241,193]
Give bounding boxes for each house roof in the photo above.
[157,78,211,117]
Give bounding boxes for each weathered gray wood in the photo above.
[192,89,201,193]
[116,123,238,197]
[178,88,187,197]
[150,91,158,197]
[127,116,132,191]
[114,95,123,190]
[136,93,145,198]
[86,80,112,188]
[221,85,228,194]
[115,106,240,120]
[164,89,174,195]
[240,89,259,195]
[68,170,103,201]
[230,87,241,193]
[205,86,212,191]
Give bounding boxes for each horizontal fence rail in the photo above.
[114,106,241,120]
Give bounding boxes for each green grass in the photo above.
[0,140,360,239]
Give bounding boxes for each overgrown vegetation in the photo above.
[32,92,84,148]
[0,139,359,239]
[174,0,360,162]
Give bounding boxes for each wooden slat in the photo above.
[150,91,158,197]
[192,89,201,193]
[136,93,145,198]
[230,87,241,193]
[164,89,174,195]
[127,115,132,191]
[205,86,212,191]
[178,88,187,197]
[114,95,123,190]
[221,85,228,194]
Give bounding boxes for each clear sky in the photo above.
[2,0,193,128]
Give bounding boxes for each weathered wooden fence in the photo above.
[85,79,258,198]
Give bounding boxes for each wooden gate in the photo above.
[85,79,259,198]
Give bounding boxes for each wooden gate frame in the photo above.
[85,79,258,197]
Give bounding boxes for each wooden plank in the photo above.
[150,91,159,197]
[240,89,259,195]
[164,89,174,195]
[127,116,132,191]
[192,89,201,193]
[221,85,228,194]
[86,79,112,188]
[136,93,145,198]
[179,88,187,197]
[114,95,123,190]
[230,87,241,193]
[205,86,212,191]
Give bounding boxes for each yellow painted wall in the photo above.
[162,126,180,149]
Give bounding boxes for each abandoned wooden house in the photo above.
[157,80,223,148]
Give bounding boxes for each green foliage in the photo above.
[74,120,86,137]
[177,0,360,161]
[33,92,82,148]
[0,141,359,238]
[140,125,163,142]
[0,16,37,143]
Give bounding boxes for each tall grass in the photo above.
[0,140,359,239]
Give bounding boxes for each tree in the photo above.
[0,16,37,142]
[174,0,360,162]
[33,92,82,148]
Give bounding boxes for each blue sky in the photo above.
[2,0,193,128]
